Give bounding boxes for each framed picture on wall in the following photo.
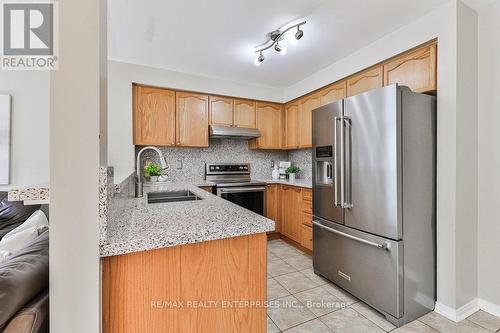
[0,95,11,185]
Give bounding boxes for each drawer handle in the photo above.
[313,221,389,250]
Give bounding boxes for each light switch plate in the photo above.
[0,95,11,185]
[176,159,182,169]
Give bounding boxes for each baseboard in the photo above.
[478,298,500,318]
[434,299,479,322]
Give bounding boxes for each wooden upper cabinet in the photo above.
[298,93,320,148]
[384,43,437,93]
[234,99,256,128]
[347,66,383,97]
[320,81,347,106]
[176,92,209,147]
[209,96,233,126]
[250,102,282,149]
[133,85,176,146]
[284,102,299,149]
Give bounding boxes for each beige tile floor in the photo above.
[266,239,500,333]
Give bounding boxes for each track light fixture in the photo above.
[253,21,306,66]
[254,51,265,66]
[295,26,304,40]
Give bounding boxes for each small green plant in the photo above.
[286,166,301,174]
[144,163,162,177]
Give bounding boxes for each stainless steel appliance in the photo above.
[312,84,436,327]
[209,125,261,139]
[205,163,266,215]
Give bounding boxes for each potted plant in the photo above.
[286,166,300,182]
[144,163,162,182]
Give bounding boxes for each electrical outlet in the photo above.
[176,159,183,169]
[271,160,275,168]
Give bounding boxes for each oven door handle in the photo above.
[219,187,266,194]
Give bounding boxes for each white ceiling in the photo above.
[108,0,450,89]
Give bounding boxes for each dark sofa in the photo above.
[0,192,49,333]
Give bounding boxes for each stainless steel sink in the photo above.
[147,190,202,204]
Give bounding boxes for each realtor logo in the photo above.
[1,1,58,70]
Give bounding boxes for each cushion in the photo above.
[0,210,48,263]
[0,250,11,262]
[2,291,49,333]
[0,230,49,330]
[0,192,41,240]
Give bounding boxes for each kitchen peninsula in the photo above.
[100,183,274,333]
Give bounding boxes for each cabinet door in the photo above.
[281,186,302,242]
[347,66,383,97]
[133,85,176,146]
[176,92,209,147]
[209,96,233,126]
[251,102,282,149]
[384,43,437,93]
[284,102,299,149]
[298,93,320,148]
[301,224,313,251]
[265,184,280,232]
[234,99,256,128]
[320,81,347,106]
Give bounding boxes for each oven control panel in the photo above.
[206,163,250,175]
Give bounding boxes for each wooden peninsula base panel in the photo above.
[102,233,267,333]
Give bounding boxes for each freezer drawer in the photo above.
[313,219,403,318]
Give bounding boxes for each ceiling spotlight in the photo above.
[277,44,287,56]
[295,27,304,40]
[254,52,264,66]
[252,20,306,65]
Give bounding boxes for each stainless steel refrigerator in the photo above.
[312,84,436,327]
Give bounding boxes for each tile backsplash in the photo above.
[137,139,312,182]
[288,149,312,180]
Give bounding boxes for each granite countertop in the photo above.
[258,178,312,189]
[100,182,275,257]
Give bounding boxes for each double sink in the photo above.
[147,190,202,204]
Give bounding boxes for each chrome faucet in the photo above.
[135,146,168,197]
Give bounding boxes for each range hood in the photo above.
[209,125,261,139]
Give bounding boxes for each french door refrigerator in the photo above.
[312,84,436,327]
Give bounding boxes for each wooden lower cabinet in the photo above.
[301,225,313,251]
[280,186,303,242]
[277,186,313,250]
[265,184,280,232]
[302,211,312,227]
[102,234,267,333]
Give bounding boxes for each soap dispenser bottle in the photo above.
[272,164,280,180]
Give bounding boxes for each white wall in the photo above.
[285,0,480,318]
[0,71,49,190]
[108,61,284,183]
[477,0,500,315]
[49,0,103,331]
[455,0,478,310]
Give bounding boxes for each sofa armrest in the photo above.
[3,290,48,333]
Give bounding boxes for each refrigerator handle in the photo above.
[343,116,353,209]
[340,115,345,208]
[313,221,389,250]
[334,116,341,207]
